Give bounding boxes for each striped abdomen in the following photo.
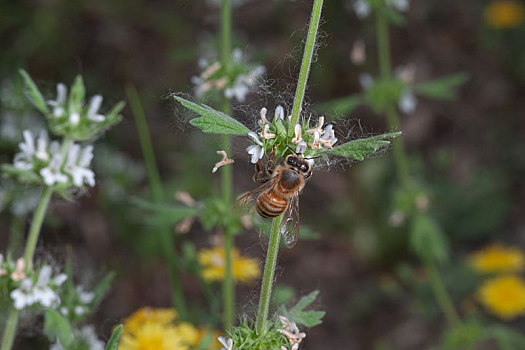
[256,169,303,218]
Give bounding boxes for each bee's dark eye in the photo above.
[301,164,307,171]
[288,157,297,166]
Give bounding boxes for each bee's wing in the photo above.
[280,193,299,248]
[233,177,278,215]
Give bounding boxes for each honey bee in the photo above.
[235,153,313,247]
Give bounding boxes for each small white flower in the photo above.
[33,265,60,308]
[60,307,69,316]
[296,141,307,155]
[11,279,35,310]
[260,124,276,139]
[75,305,86,315]
[87,95,105,122]
[69,112,80,125]
[34,130,49,161]
[54,273,67,286]
[78,325,105,350]
[11,258,26,281]
[359,73,374,90]
[291,124,303,144]
[247,132,265,163]
[320,124,338,149]
[212,150,235,174]
[218,336,233,350]
[308,131,321,150]
[259,107,270,125]
[47,83,67,118]
[306,116,324,135]
[40,153,68,186]
[64,144,95,187]
[386,0,410,12]
[398,89,417,114]
[274,105,285,120]
[13,130,36,170]
[232,48,243,64]
[353,0,371,18]
[77,286,95,304]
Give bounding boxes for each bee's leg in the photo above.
[253,160,267,183]
[266,144,276,175]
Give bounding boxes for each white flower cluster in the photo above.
[359,64,418,114]
[12,129,95,187]
[50,325,105,350]
[192,48,265,102]
[246,106,338,163]
[48,83,106,126]
[353,0,410,19]
[9,264,67,310]
[60,284,96,318]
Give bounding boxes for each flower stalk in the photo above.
[221,0,235,332]
[255,214,283,335]
[289,0,324,134]
[126,84,188,320]
[375,4,462,327]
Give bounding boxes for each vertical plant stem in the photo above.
[424,257,461,328]
[289,0,324,133]
[375,6,462,327]
[0,309,19,350]
[256,215,283,335]
[375,8,410,189]
[220,0,235,331]
[3,180,57,350]
[23,186,53,266]
[126,85,188,319]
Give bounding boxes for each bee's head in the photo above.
[285,154,312,180]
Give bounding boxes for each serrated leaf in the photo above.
[281,290,325,328]
[19,69,49,114]
[44,309,75,347]
[315,94,363,117]
[410,214,449,263]
[312,131,401,160]
[414,72,469,100]
[105,325,123,350]
[173,95,250,135]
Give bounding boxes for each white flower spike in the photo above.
[40,154,68,186]
[64,144,95,187]
[11,279,35,310]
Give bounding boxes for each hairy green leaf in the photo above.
[280,290,325,328]
[19,69,49,114]
[414,72,469,100]
[173,95,250,135]
[105,325,123,350]
[313,131,401,160]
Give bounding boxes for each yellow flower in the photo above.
[123,307,177,335]
[478,275,525,320]
[119,322,188,350]
[198,247,260,284]
[468,244,525,274]
[484,0,525,29]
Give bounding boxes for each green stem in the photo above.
[0,308,19,350]
[23,186,53,266]
[220,0,235,331]
[375,5,462,327]
[424,257,461,328]
[255,215,283,335]
[126,85,163,201]
[126,85,188,319]
[375,8,411,189]
[289,0,324,134]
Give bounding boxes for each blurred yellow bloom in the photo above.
[198,246,260,284]
[468,244,525,274]
[478,275,525,320]
[119,322,187,350]
[123,307,177,335]
[484,0,525,29]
